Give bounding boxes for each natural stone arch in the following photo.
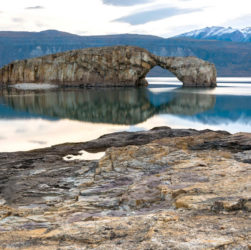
[0,46,217,87]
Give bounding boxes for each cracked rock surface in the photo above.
[0,127,250,249]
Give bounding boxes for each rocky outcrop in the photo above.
[0,127,250,248]
[0,46,217,87]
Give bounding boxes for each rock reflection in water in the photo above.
[147,88,216,116]
[0,87,215,124]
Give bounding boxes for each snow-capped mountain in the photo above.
[177,26,251,42]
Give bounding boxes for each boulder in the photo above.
[0,46,217,87]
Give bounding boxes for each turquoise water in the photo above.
[0,77,251,151]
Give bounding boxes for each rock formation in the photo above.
[0,127,250,248]
[0,46,217,87]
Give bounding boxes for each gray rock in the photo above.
[235,150,251,163]
[0,46,217,87]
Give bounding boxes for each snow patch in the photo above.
[179,26,251,42]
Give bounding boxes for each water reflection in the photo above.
[0,87,216,124]
[147,88,216,116]
[1,79,251,152]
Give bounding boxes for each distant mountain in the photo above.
[178,26,251,42]
[0,30,251,77]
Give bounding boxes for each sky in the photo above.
[0,0,251,37]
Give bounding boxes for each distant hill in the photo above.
[177,26,251,43]
[0,30,251,77]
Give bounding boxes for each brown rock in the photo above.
[0,46,217,87]
[0,127,250,248]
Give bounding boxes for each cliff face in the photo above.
[0,46,217,87]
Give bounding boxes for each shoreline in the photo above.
[0,126,233,154]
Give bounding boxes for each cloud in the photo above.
[25,6,44,10]
[224,14,251,28]
[35,21,47,28]
[114,7,201,25]
[29,140,47,145]
[12,18,24,23]
[102,0,151,6]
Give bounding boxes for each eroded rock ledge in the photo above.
[0,46,217,87]
[0,127,250,249]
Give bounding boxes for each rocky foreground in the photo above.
[0,127,250,249]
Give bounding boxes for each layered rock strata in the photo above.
[0,46,217,87]
[0,127,250,249]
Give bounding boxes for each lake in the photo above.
[0,77,251,152]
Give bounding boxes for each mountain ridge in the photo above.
[178,26,251,42]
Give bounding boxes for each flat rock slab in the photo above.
[0,127,250,249]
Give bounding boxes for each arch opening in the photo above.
[145,65,182,87]
[146,66,176,78]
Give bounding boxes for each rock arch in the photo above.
[0,46,217,87]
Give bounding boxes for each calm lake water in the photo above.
[0,77,251,152]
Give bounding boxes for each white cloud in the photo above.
[0,0,250,37]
